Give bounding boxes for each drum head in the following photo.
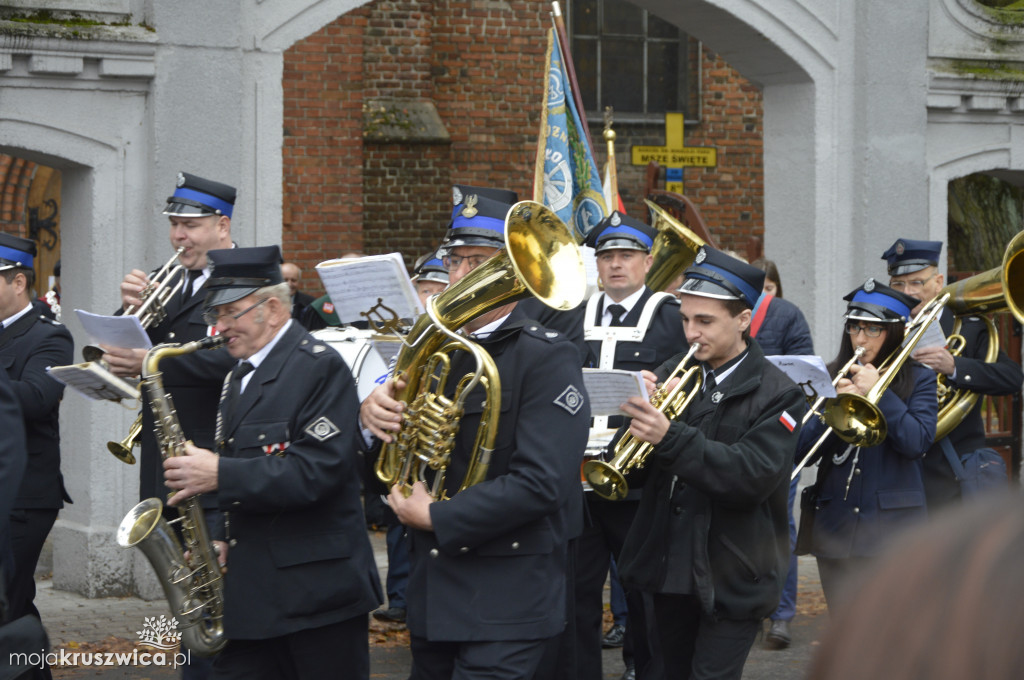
[310,327,390,402]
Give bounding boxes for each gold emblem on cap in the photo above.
[461,194,478,218]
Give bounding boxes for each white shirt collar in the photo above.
[2,301,34,328]
[601,287,645,325]
[469,312,512,339]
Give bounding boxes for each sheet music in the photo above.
[905,314,946,350]
[582,368,649,417]
[315,253,424,326]
[47,362,141,402]
[75,310,152,350]
[764,355,836,401]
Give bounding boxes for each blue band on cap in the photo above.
[599,225,654,250]
[688,263,760,306]
[450,213,504,237]
[171,187,234,217]
[852,289,912,320]
[0,245,32,269]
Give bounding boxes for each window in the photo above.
[569,0,700,122]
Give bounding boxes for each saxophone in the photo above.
[116,335,228,657]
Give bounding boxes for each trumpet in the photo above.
[108,413,142,465]
[582,343,701,500]
[792,295,948,478]
[83,247,187,363]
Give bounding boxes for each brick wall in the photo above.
[0,154,35,236]
[281,1,765,292]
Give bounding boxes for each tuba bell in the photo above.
[933,230,1024,440]
[643,199,708,294]
[374,201,586,500]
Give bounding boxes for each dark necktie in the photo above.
[182,269,202,301]
[606,303,626,327]
[225,361,255,423]
[703,370,717,394]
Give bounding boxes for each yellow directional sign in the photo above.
[630,147,717,167]
[629,112,717,168]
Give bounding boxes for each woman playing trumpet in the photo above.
[801,279,937,610]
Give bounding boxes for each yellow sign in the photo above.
[629,112,717,168]
[630,147,717,167]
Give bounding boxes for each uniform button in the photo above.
[258,434,265,441]
[964,375,972,382]
[459,547,469,554]
[168,332,176,339]
[228,437,234,444]
[301,339,308,345]
[232,501,241,507]
[673,505,683,515]
[429,549,439,558]
[852,507,860,514]
[634,352,640,357]
[854,468,861,475]
[511,542,520,550]
[229,539,237,547]
[529,326,538,331]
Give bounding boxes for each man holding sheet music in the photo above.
[360,187,590,680]
[0,232,73,679]
[574,211,682,680]
[881,238,1022,510]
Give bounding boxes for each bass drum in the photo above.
[310,327,391,402]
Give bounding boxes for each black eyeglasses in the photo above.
[203,298,268,326]
[845,321,885,338]
[442,254,490,271]
[889,273,936,292]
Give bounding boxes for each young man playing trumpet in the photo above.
[881,238,1022,510]
[616,247,804,680]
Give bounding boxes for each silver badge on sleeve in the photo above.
[554,385,585,415]
[305,416,340,442]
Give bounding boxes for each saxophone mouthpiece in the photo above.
[199,335,228,349]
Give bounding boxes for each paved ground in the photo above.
[27,530,828,679]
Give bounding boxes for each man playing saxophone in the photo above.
[162,246,382,680]
[361,189,591,680]
[881,238,1022,510]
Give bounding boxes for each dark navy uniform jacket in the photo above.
[806,363,937,558]
[922,311,1022,508]
[133,268,234,502]
[214,321,382,639]
[0,370,26,585]
[405,317,590,642]
[0,311,73,509]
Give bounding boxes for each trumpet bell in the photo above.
[824,393,887,447]
[943,229,1024,324]
[581,460,628,501]
[505,201,588,311]
[108,440,137,465]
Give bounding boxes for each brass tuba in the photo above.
[933,230,1024,440]
[116,335,228,657]
[582,342,701,500]
[375,201,586,500]
[643,199,708,294]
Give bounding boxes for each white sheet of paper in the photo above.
[315,253,424,326]
[765,355,836,401]
[74,309,152,350]
[580,245,600,300]
[905,314,946,350]
[46,362,141,402]
[583,368,649,417]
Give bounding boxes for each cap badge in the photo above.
[864,278,876,293]
[452,186,463,206]
[610,213,621,226]
[176,172,186,187]
[895,241,905,256]
[461,194,478,218]
[695,248,707,265]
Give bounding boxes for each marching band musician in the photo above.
[103,172,238,507]
[0,233,73,680]
[800,280,936,609]
[360,189,590,680]
[881,238,1023,510]
[162,246,382,680]
[616,247,804,680]
[574,211,681,680]
[411,250,449,307]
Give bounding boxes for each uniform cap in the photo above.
[843,278,916,323]
[585,211,656,253]
[205,245,283,308]
[677,246,764,309]
[412,251,449,285]
[0,233,36,271]
[441,188,515,252]
[164,172,237,218]
[881,238,942,276]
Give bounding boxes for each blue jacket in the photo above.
[806,364,937,558]
[752,296,814,357]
